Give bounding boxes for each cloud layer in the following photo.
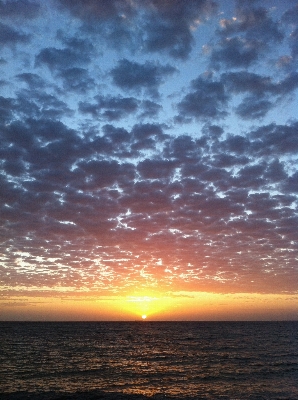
[0,0,297,298]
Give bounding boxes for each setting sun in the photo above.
[142,315,147,320]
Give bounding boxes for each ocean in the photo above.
[0,321,297,400]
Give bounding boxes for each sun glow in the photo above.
[121,292,174,319]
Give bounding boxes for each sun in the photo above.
[141,314,147,320]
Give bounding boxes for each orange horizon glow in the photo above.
[1,290,297,321]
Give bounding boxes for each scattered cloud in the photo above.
[0,22,30,46]
[0,0,297,303]
[111,59,176,98]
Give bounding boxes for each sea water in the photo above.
[0,321,297,399]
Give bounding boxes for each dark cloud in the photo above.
[35,38,93,71]
[222,71,273,94]
[0,0,40,19]
[79,95,139,121]
[76,160,135,189]
[164,135,200,162]
[57,0,217,59]
[35,47,84,71]
[280,5,298,67]
[203,124,224,139]
[221,134,250,154]
[221,71,298,118]
[282,4,298,25]
[235,95,273,119]
[142,0,218,59]
[233,163,267,189]
[11,88,72,120]
[211,4,283,70]
[57,0,135,22]
[137,159,176,180]
[176,76,228,122]
[56,31,94,54]
[0,95,15,122]
[290,28,298,61]
[0,22,30,46]
[219,121,298,159]
[249,121,298,156]
[212,153,249,168]
[265,159,287,183]
[110,59,176,98]
[124,123,168,152]
[220,6,283,43]
[58,0,138,52]
[132,123,165,140]
[56,68,95,94]
[102,124,130,144]
[139,100,162,119]
[284,171,298,193]
[210,37,261,69]
[277,72,298,94]
[16,73,46,89]
[222,71,298,96]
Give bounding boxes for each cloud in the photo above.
[139,100,162,119]
[57,0,135,22]
[56,0,217,59]
[35,37,93,72]
[222,71,273,94]
[222,71,298,118]
[212,153,249,168]
[1,111,297,293]
[8,86,72,120]
[129,123,168,152]
[79,95,139,121]
[0,0,297,300]
[164,135,201,162]
[249,121,298,156]
[56,68,95,94]
[110,59,176,98]
[222,71,298,96]
[282,4,298,25]
[211,4,283,69]
[176,76,228,121]
[219,5,283,43]
[280,5,298,72]
[132,123,165,140]
[137,158,176,180]
[0,22,30,46]
[76,159,135,189]
[16,73,46,89]
[35,47,87,71]
[235,95,273,119]
[210,37,262,68]
[102,124,130,144]
[0,0,40,19]
[284,171,298,193]
[0,95,15,122]
[141,0,218,59]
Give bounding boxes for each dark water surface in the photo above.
[0,321,297,399]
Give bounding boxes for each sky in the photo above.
[0,0,298,321]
